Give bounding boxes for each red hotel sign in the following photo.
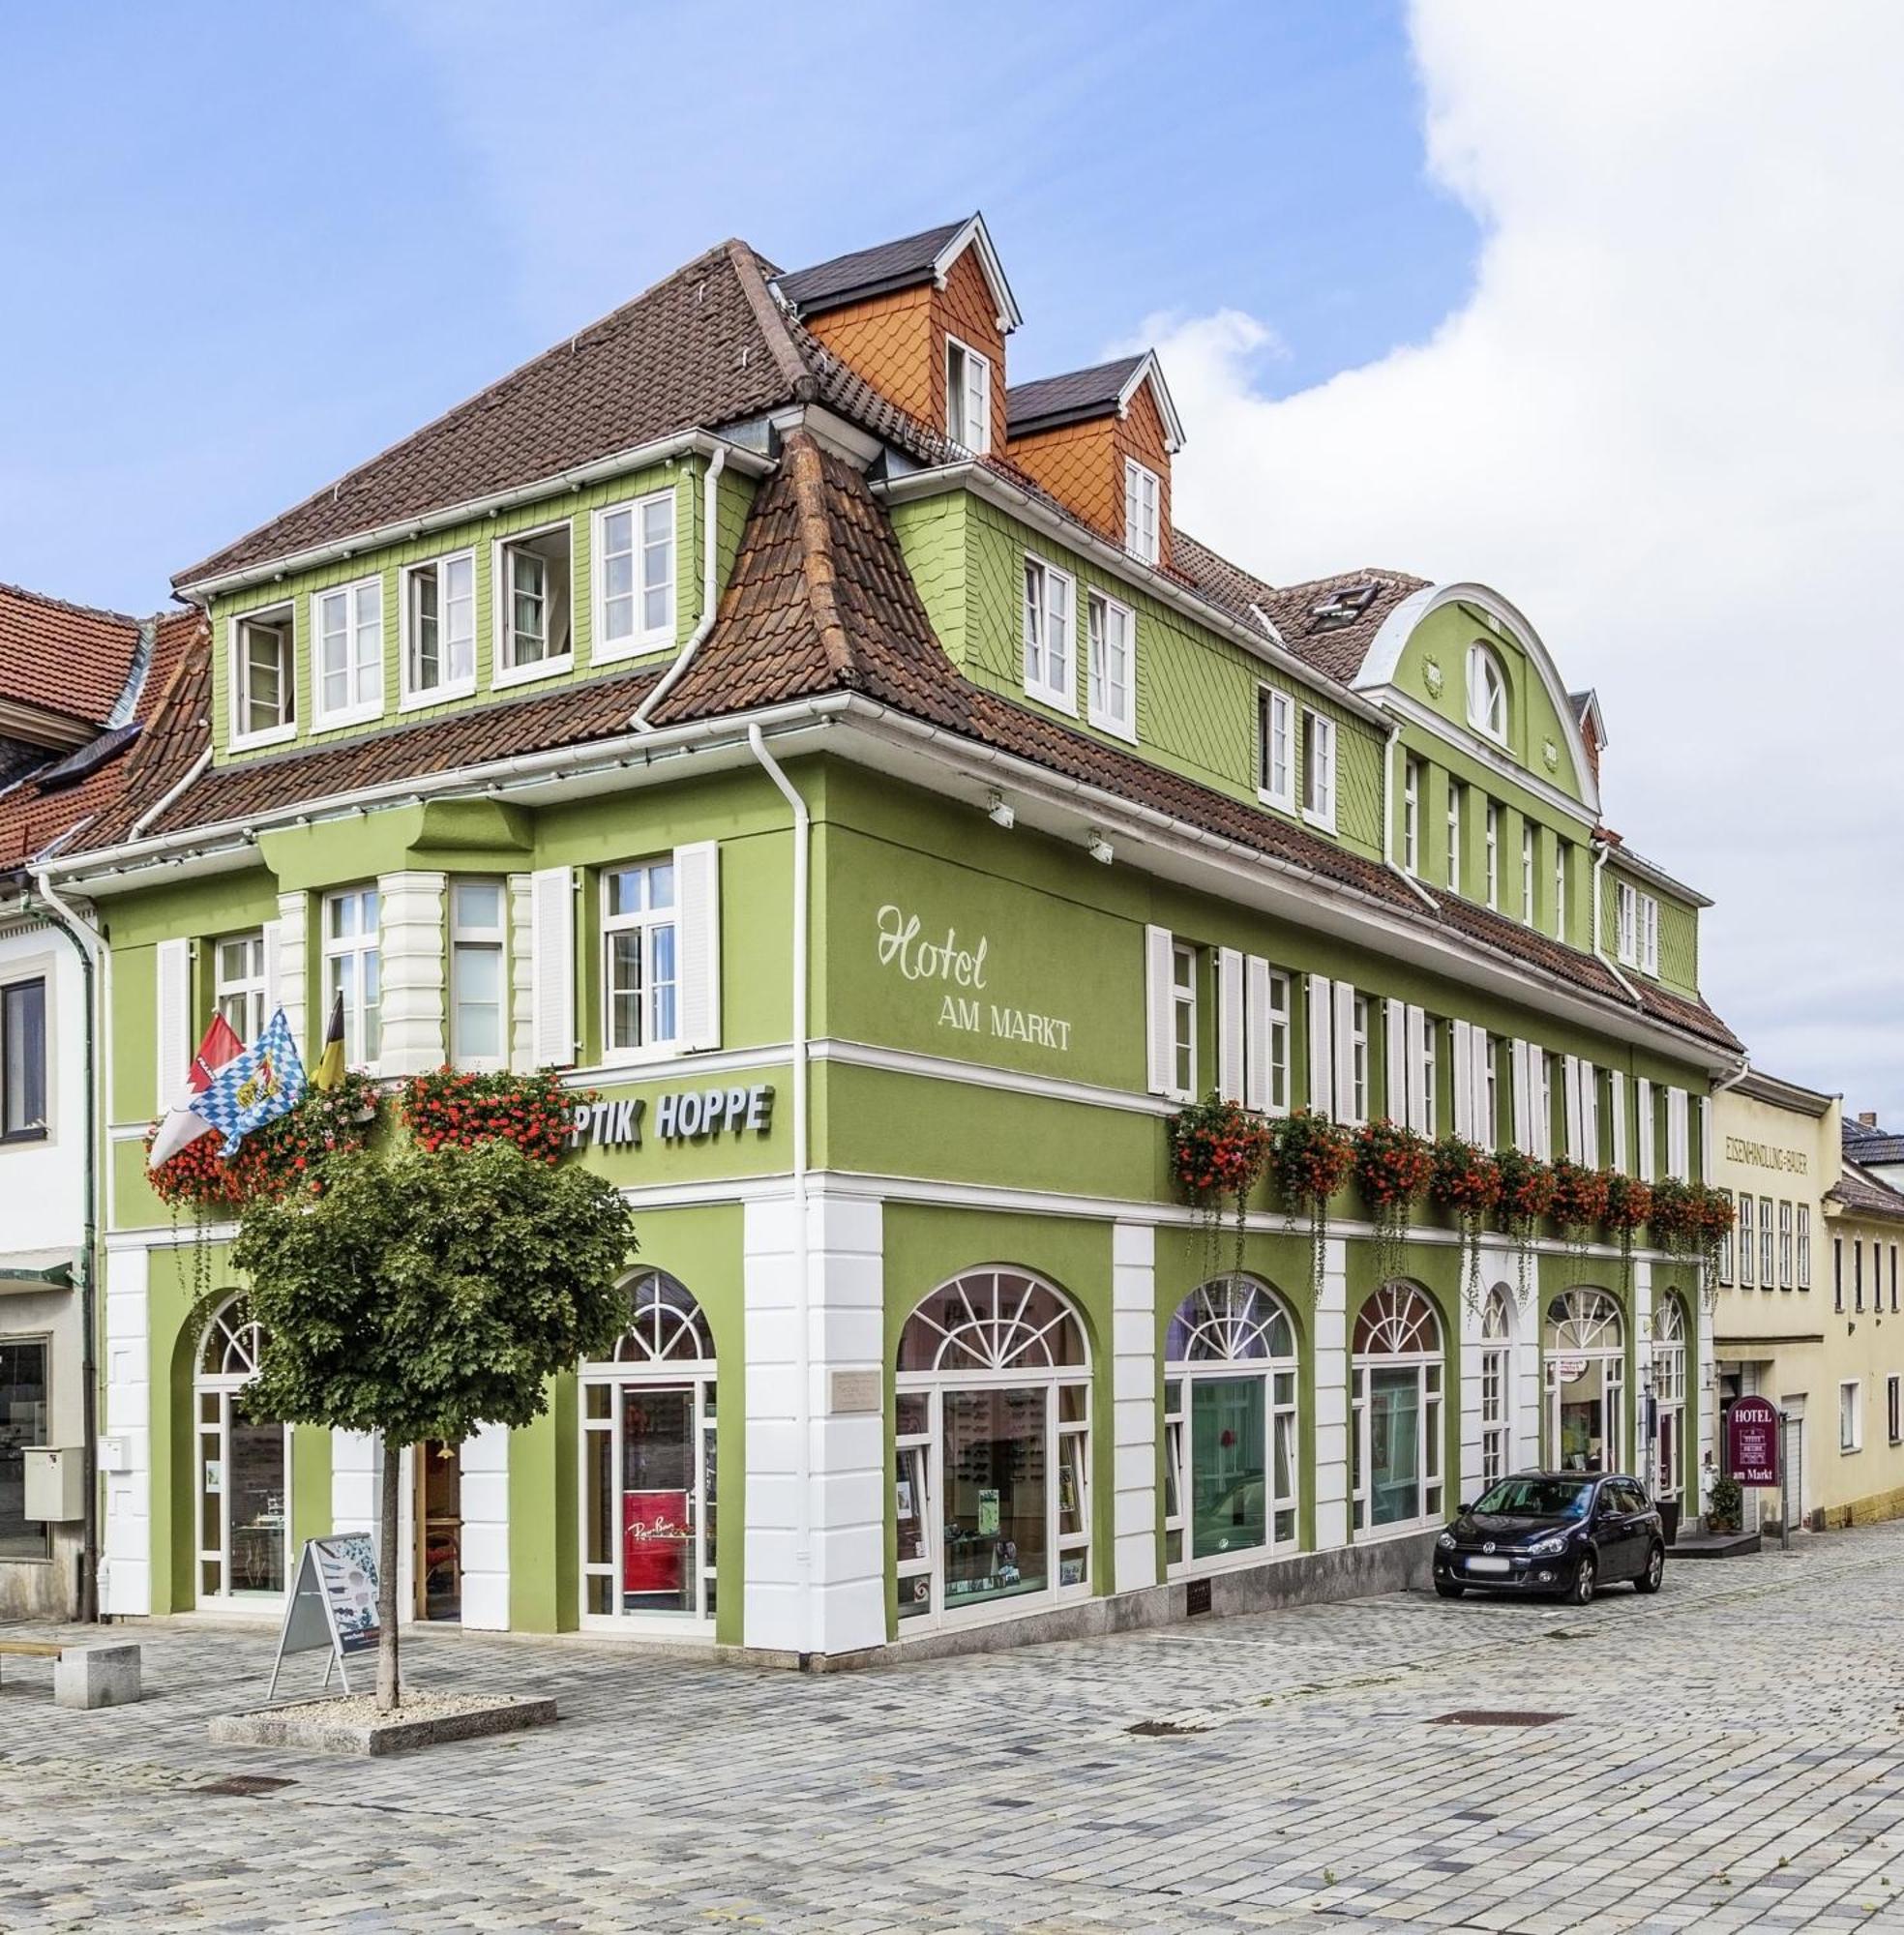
[1725,1396,1781,1485]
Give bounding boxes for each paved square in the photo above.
[7,1526,1904,1931]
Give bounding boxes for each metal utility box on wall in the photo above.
[23,1447,85,1523]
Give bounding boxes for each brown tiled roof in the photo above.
[1827,1163,1904,1225]
[0,608,204,869]
[0,582,143,729]
[1262,567,1429,685]
[174,243,812,588]
[775,219,970,317]
[1005,356,1147,437]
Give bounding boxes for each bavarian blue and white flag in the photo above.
[196,1006,307,1157]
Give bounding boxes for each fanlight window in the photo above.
[199,1295,269,1379]
[1467,642,1507,741]
[1544,1289,1623,1354]
[1354,1284,1442,1358]
[611,1270,714,1364]
[1654,1295,1685,1348]
[1166,1277,1294,1363]
[897,1269,1087,1374]
[1481,1286,1514,1341]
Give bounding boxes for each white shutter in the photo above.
[155,937,193,1110]
[1332,980,1358,1127]
[1563,1056,1583,1158]
[1405,1005,1429,1134]
[1610,1070,1629,1173]
[1383,998,1406,1126]
[1637,1077,1655,1178]
[1145,926,1175,1096]
[529,866,576,1069]
[1216,947,1245,1104]
[1244,956,1272,1113]
[1582,1063,1600,1167]
[674,841,722,1052]
[1451,1019,1474,1140]
[1307,973,1334,1117]
[1510,1040,1532,1152]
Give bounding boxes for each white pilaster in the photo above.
[329,1431,411,1617]
[1111,1220,1158,1593]
[100,1245,151,1616]
[1458,1282,1486,1499]
[459,1421,511,1630]
[1312,1236,1350,1549]
[743,1193,807,1652]
[275,890,309,1056]
[375,870,446,1075]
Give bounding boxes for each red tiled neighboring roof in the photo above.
[0,581,142,729]
[1827,1162,1904,1225]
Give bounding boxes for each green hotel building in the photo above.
[42,215,1741,1659]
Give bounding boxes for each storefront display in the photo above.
[1543,1290,1625,1474]
[0,1339,49,1562]
[1351,1286,1444,1533]
[193,1295,289,1604]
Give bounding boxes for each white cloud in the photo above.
[1156,0,1904,1117]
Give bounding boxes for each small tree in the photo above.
[232,1139,635,1711]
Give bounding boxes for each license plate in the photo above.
[1465,1556,1511,1574]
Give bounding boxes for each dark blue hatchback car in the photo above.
[1432,1472,1665,1605]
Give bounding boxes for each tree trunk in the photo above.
[375,1431,401,1713]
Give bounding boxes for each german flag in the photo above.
[312,990,346,1092]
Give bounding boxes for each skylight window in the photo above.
[1311,581,1379,627]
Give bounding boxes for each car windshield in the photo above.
[1472,1477,1594,1520]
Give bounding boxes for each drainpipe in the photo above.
[743,724,813,1653]
[1591,839,1643,1005]
[630,446,727,730]
[129,746,211,842]
[23,868,102,1624]
[1382,724,1440,911]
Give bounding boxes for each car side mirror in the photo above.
[1458,1501,1475,1514]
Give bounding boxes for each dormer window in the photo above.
[946,337,992,455]
[312,577,383,729]
[496,523,574,684]
[1467,642,1507,742]
[232,605,294,743]
[402,552,475,704]
[1123,461,1160,566]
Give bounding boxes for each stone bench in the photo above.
[0,1637,141,1710]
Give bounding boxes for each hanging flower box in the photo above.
[1353,1119,1432,1286]
[1265,1110,1354,1304]
[1494,1149,1556,1308]
[1429,1137,1502,1312]
[1168,1093,1274,1283]
[1548,1157,1611,1260]
[398,1068,583,1165]
[144,1070,382,1212]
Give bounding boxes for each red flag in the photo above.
[148,1015,250,1169]
[187,1013,245,1094]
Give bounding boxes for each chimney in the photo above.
[1004,350,1185,571]
[1859,1111,1880,1127]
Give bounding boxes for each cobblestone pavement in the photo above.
[8,1526,1904,1933]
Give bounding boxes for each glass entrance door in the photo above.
[581,1377,714,1625]
[1546,1355,1623,1473]
[413,1439,461,1621]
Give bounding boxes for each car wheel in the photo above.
[1567,1553,1596,1606]
[1634,1543,1665,1594]
[1435,1578,1465,1599]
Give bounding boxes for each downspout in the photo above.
[743,724,813,1655]
[1591,839,1643,1004]
[630,446,727,729]
[1383,724,1440,912]
[130,746,211,841]
[24,868,101,1624]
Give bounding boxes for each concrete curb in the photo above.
[210,1695,557,1757]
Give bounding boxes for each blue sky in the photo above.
[2,0,1473,611]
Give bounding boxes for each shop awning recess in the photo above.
[0,1255,75,1294]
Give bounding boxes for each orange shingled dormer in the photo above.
[1004,350,1186,573]
[775,214,1022,459]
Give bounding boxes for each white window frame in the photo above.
[320,887,381,1071]
[1889,1374,1901,1446]
[1798,1205,1812,1289]
[399,550,477,710]
[592,489,676,666]
[1553,840,1568,940]
[1640,894,1660,975]
[229,605,297,748]
[1840,1379,1862,1454]
[602,858,681,1064]
[1170,942,1198,1101]
[1022,555,1076,713]
[944,336,993,456]
[1351,1287,1445,1536]
[1521,822,1535,924]
[1123,459,1160,566]
[1484,802,1501,909]
[311,575,384,730]
[1445,782,1462,892]
[1257,686,1294,810]
[213,931,267,1046]
[493,520,575,689]
[450,879,508,1073]
[1718,1190,1735,1285]
[1402,757,1421,875]
[1301,709,1337,830]
[1350,996,1370,1123]
[1480,1292,1513,1486]
[1261,968,1291,1115]
[1086,590,1137,740]
[1467,641,1507,742]
[1738,1193,1755,1288]
[193,1296,292,1611]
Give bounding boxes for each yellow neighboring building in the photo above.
[1711,1070,1904,1532]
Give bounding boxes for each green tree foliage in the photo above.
[232,1140,636,1707]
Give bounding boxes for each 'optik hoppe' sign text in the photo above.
[569,1084,774,1149]
[876,903,1073,1053]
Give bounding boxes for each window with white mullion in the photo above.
[1086,591,1136,737]
[320,887,380,1069]
[1484,802,1501,909]
[1022,556,1075,710]
[1170,942,1198,1100]
[450,879,507,1071]
[312,577,383,725]
[213,931,267,1045]
[233,606,295,739]
[1521,822,1535,924]
[1161,1380,1186,1569]
[1258,686,1294,808]
[1402,757,1421,874]
[1301,709,1336,829]
[596,491,675,659]
[603,858,679,1057]
[402,551,475,700]
[945,337,992,455]
[1445,782,1462,892]
[497,523,574,675]
[1553,839,1568,940]
[1123,460,1160,565]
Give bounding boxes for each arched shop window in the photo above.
[1352,1284,1444,1532]
[1651,1295,1688,1502]
[1480,1287,1516,1486]
[1163,1278,1299,1569]
[580,1271,717,1629]
[894,1268,1090,1628]
[1543,1289,1625,1474]
[194,1295,290,1603]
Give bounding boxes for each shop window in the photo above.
[1479,1289,1513,1486]
[1351,1285,1443,1533]
[497,524,574,678]
[580,1271,717,1627]
[1543,1289,1625,1475]
[194,1295,289,1603]
[213,932,266,1045]
[603,858,678,1058]
[402,551,476,700]
[1652,1295,1687,1502]
[893,1269,1090,1629]
[2,977,47,1141]
[1163,1279,1299,1573]
[0,1339,49,1560]
[450,879,507,1071]
[321,887,380,1069]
